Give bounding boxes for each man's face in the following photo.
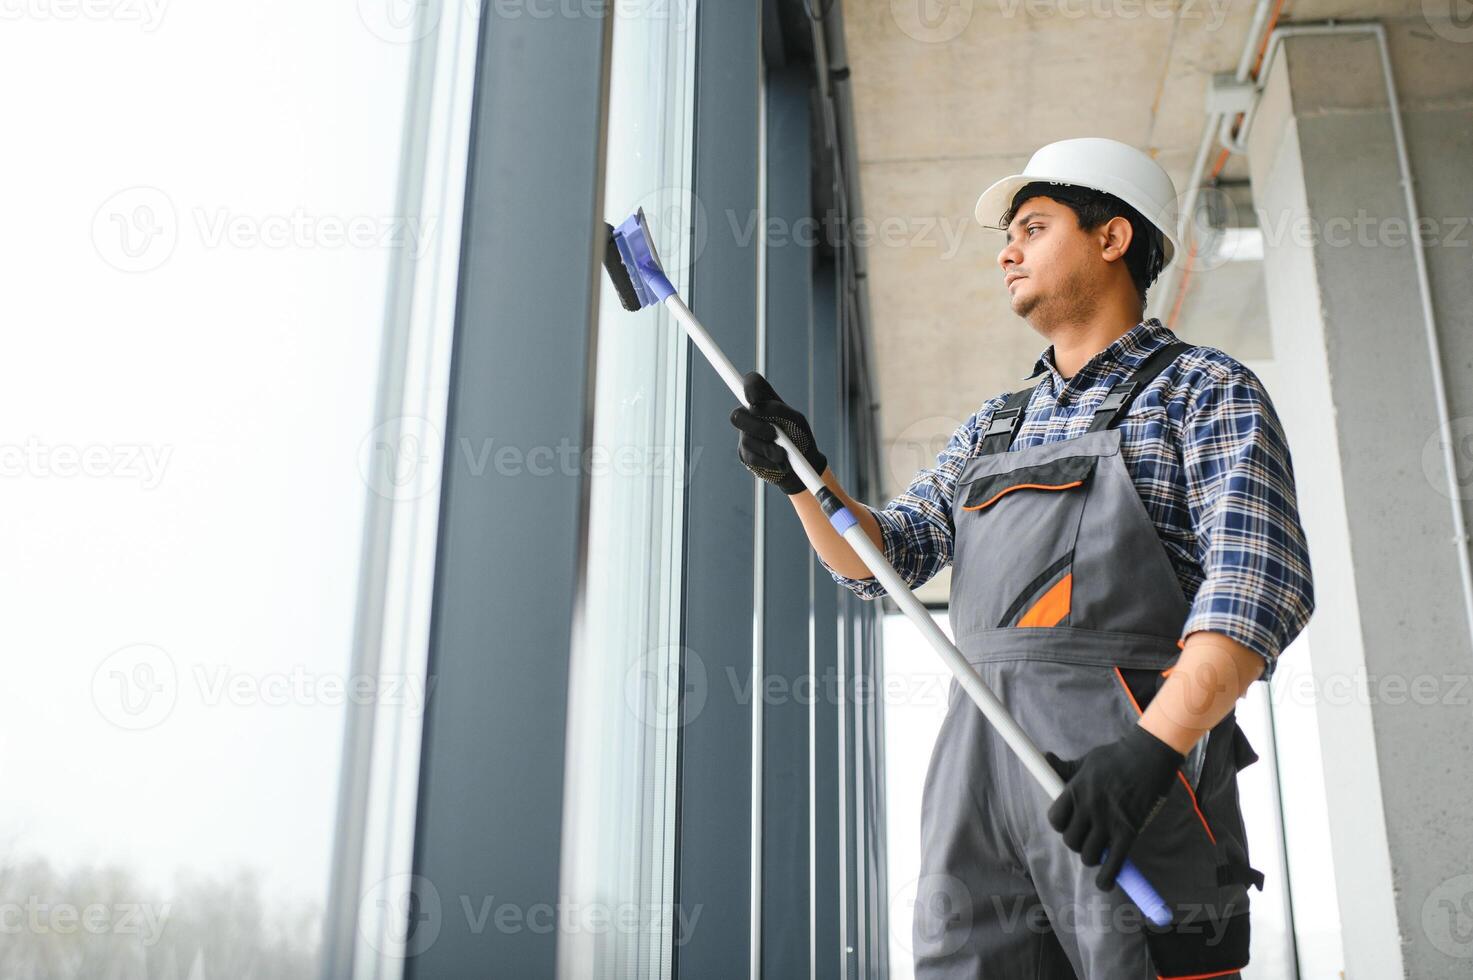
[995,195,1102,324]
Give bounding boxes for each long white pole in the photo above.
[666,290,1065,795]
[659,291,1177,926]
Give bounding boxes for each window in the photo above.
[0,7,418,976]
[558,3,698,977]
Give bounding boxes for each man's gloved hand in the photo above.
[1043,724,1186,891]
[729,371,827,496]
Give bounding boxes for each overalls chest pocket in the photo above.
[949,451,1102,639]
[957,455,1097,513]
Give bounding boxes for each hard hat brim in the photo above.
[974,173,1179,272]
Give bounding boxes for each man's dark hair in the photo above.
[1001,181,1167,314]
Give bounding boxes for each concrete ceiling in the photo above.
[837,0,1402,604]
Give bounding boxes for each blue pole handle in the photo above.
[1109,851,1172,926]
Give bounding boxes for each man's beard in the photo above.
[1015,263,1098,330]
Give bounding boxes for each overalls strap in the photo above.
[1086,341,1193,432]
[978,384,1038,456]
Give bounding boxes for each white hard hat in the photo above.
[974,137,1181,273]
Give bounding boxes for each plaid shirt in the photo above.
[825,318,1314,683]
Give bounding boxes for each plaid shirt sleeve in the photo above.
[821,396,1006,600]
[1178,359,1315,683]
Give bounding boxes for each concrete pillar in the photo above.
[1245,22,1473,980]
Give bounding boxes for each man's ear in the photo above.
[1099,215,1134,264]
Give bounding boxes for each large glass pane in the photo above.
[0,8,414,977]
[559,2,697,977]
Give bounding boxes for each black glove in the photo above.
[729,371,827,496]
[1044,725,1186,891]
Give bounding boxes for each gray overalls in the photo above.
[913,343,1266,979]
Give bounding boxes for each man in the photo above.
[729,137,1314,978]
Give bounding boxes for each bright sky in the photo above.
[0,1,413,908]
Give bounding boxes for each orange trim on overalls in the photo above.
[1156,968,1243,980]
[1016,573,1072,628]
[961,480,1084,511]
[1112,667,1217,846]
[1162,637,1185,675]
